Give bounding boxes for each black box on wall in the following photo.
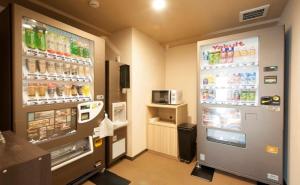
[120,64,130,89]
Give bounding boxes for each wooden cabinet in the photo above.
[146,104,187,158]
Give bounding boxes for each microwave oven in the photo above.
[152,90,183,105]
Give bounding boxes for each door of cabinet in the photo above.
[147,124,178,157]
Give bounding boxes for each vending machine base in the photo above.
[191,163,215,182]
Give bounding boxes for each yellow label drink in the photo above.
[28,83,37,97]
[38,83,47,97]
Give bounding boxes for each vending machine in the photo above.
[197,26,284,185]
[0,4,106,185]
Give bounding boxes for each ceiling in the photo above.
[4,0,289,44]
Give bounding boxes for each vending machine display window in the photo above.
[27,108,77,143]
[206,128,246,148]
[202,107,241,131]
[22,17,95,106]
[199,37,259,106]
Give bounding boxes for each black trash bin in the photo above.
[177,123,197,163]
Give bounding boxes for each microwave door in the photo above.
[152,91,169,104]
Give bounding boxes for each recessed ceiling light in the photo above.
[89,0,100,8]
[152,0,167,11]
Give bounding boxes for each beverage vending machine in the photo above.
[197,26,284,185]
[0,4,106,185]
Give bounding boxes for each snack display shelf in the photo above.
[200,100,257,106]
[201,84,257,90]
[200,61,258,70]
[26,96,92,105]
[24,48,93,66]
[23,73,92,83]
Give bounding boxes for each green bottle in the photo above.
[70,38,79,56]
[24,26,35,49]
[34,26,46,51]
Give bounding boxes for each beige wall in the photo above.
[280,0,300,184]
[165,43,197,123]
[109,28,165,157]
[131,28,165,156]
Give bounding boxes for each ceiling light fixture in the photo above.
[152,0,166,11]
[88,0,100,8]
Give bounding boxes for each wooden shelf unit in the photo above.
[146,103,187,158]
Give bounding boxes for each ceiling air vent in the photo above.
[239,4,270,22]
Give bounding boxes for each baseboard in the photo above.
[125,149,148,161]
[147,150,178,160]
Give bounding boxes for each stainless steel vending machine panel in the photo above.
[197,26,284,185]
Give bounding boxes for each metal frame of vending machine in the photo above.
[1,4,106,185]
[197,26,284,185]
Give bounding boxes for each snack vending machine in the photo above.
[197,26,284,185]
[0,4,105,185]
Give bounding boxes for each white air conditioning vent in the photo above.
[240,4,270,22]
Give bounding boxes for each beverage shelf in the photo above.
[201,61,258,70]
[200,100,257,106]
[24,73,92,83]
[24,48,93,66]
[201,84,257,90]
[25,96,92,105]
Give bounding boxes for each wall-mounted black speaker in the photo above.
[120,64,130,89]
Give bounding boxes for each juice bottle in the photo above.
[56,34,65,55]
[82,85,90,96]
[240,90,248,101]
[248,91,256,101]
[64,36,71,56]
[46,31,56,53]
[208,52,214,65]
[233,90,240,101]
[220,48,227,64]
[202,51,209,65]
[24,25,36,49]
[227,47,234,63]
[34,26,46,51]
[214,51,221,64]
[70,38,79,56]
[83,43,90,58]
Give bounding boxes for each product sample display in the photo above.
[200,37,259,106]
[197,26,284,185]
[22,17,94,106]
[27,108,77,143]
